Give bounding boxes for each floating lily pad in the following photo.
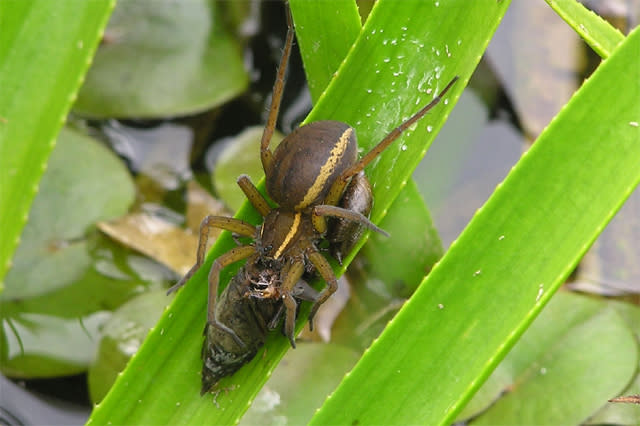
[3,127,135,301]
[456,292,639,424]
[88,289,169,403]
[212,126,283,211]
[1,311,111,378]
[0,126,137,377]
[74,0,249,118]
[587,299,640,424]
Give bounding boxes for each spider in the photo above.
[169,4,458,350]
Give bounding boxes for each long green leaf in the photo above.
[291,0,442,298]
[0,0,115,287]
[290,0,361,103]
[88,0,506,424]
[545,0,625,58]
[311,25,640,425]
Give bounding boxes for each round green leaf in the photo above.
[3,127,135,300]
[0,127,136,378]
[74,0,249,118]
[212,127,282,211]
[458,292,639,424]
[89,289,169,403]
[0,311,110,378]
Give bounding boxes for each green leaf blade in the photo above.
[0,0,115,286]
[545,0,625,58]
[73,0,249,118]
[290,0,361,103]
[310,25,640,425]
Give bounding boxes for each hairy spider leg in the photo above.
[237,175,272,216]
[303,240,339,330]
[260,4,294,178]
[311,204,389,238]
[322,76,460,215]
[206,246,256,347]
[167,215,256,294]
[278,261,305,348]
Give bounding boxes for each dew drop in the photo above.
[536,283,545,301]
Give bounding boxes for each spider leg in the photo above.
[304,243,338,331]
[237,175,272,217]
[312,204,389,237]
[279,260,305,348]
[207,245,256,348]
[260,3,294,177]
[167,215,257,294]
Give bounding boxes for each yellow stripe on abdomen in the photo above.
[295,128,353,210]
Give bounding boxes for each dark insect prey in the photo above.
[200,257,317,395]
